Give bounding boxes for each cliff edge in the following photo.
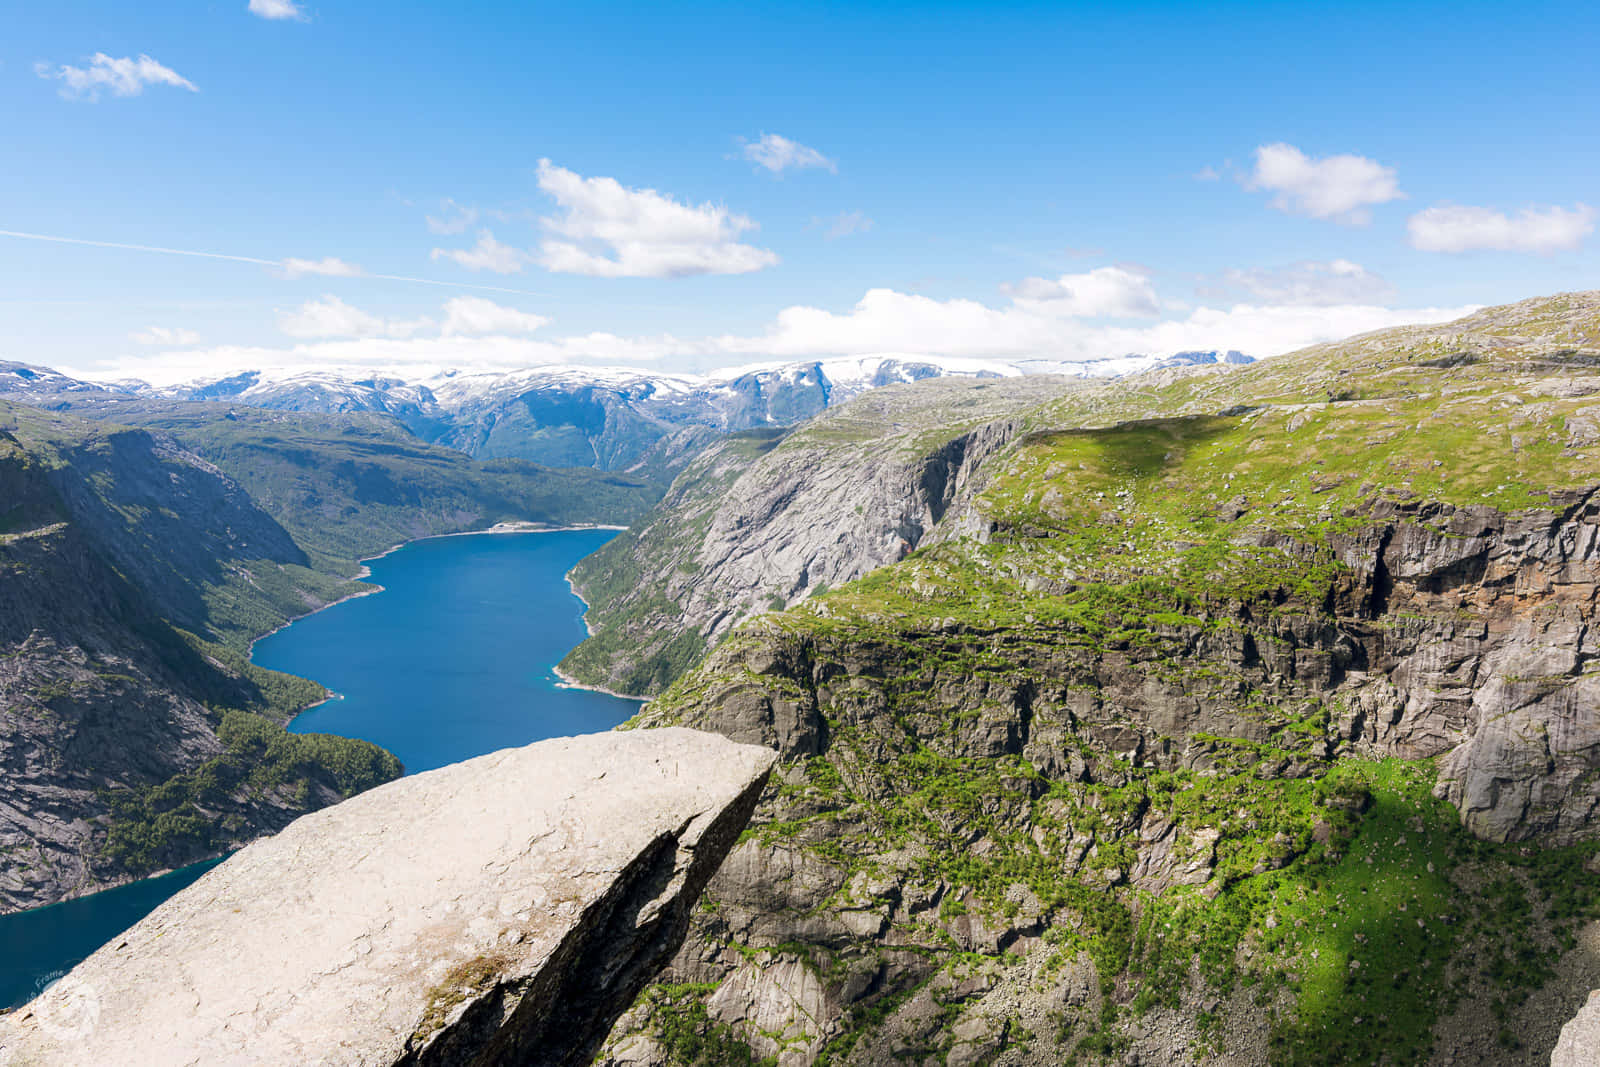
[0,728,776,1067]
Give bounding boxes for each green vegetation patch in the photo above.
[99,711,399,875]
[639,982,777,1066]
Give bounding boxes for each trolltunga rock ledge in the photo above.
[0,727,776,1067]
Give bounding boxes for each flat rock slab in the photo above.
[1554,989,1600,1067]
[0,727,775,1067]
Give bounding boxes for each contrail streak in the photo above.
[0,230,278,266]
[0,229,544,296]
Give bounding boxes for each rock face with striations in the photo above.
[559,377,1084,696]
[0,728,775,1067]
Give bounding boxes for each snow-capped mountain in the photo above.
[0,360,123,400]
[116,356,1026,470]
[0,351,1252,472]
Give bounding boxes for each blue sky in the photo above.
[5,1,1598,383]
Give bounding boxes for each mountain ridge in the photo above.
[0,416,400,912]
[4,351,1256,475]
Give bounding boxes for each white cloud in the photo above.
[280,256,364,278]
[741,133,837,175]
[534,159,779,278]
[718,288,1472,366]
[278,295,545,343]
[816,211,874,239]
[1205,259,1394,306]
[1245,142,1403,225]
[1193,165,1222,182]
[37,53,198,101]
[130,326,202,346]
[1003,266,1161,318]
[70,272,1476,388]
[441,297,549,336]
[426,199,479,235]
[278,296,430,340]
[80,332,682,387]
[247,0,305,20]
[430,230,527,274]
[1407,203,1596,254]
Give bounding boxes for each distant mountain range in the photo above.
[0,350,1253,472]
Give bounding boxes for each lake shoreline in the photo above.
[21,527,628,905]
[257,525,641,769]
[248,522,631,724]
[554,569,649,702]
[0,854,229,923]
[551,663,646,703]
[566,572,599,638]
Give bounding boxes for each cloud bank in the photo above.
[275,295,549,340]
[87,268,1475,386]
[277,295,431,339]
[1003,266,1161,318]
[441,296,549,336]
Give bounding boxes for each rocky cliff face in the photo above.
[598,294,1600,1064]
[0,422,398,912]
[561,377,1085,695]
[0,728,776,1067]
[1354,492,1600,843]
[17,412,318,641]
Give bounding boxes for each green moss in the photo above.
[413,952,513,1043]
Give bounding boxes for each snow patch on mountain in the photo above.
[0,350,1256,471]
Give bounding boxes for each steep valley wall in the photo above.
[591,294,1600,1065]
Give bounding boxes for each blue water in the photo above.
[0,859,224,1008]
[260,529,642,773]
[2,528,642,1008]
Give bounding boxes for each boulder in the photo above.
[0,727,775,1067]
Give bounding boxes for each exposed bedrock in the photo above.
[1554,989,1600,1066]
[0,728,776,1067]
[562,377,1075,697]
[667,488,1600,846]
[596,491,1600,1065]
[1346,490,1600,843]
